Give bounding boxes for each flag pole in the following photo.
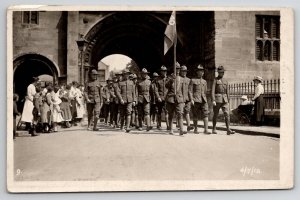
[174,10,177,96]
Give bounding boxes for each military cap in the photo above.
[196,64,204,70]
[176,62,181,69]
[217,65,225,72]
[129,74,137,79]
[122,69,131,74]
[181,65,188,71]
[160,66,167,71]
[253,76,263,83]
[141,68,150,74]
[106,77,113,82]
[153,72,159,77]
[90,69,99,75]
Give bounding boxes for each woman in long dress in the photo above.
[51,85,63,132]
[75,84,85,121]
[59,84,72,128]
[20,77,39,135]
[252,76,265,126]
[41,86,53,133]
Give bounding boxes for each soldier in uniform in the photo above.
[137,68,153,131]
[165,63,186,135]
[84,69,102,131]
[129,73,139,129]
[189,65,211,134]
[102,78,112,125]
[154,66,169,130]
[115,69,136,132]
[111,73,121,128]
[212,66,235,135]
[180,65,193,132]
[150,72,159,126]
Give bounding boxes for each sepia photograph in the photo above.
[6,6,294,192]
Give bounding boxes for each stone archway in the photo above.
[82,11,186,76]
[13,53,59,111]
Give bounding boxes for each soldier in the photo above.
[189,65,211,134]
[180,65,193,132]
[150,72,159,126]
[155,66,169,130]
[115,69,136,132]
[111,73,121,128]
[129,73,139,129]
[165,63,186,135]
[136,68,153,131]
[212,66,235,135]
[102,78,112,125]
[84,69,102,131]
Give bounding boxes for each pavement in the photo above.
[13,121,279,181]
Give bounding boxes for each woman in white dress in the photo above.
[75,85,85,120]
[51,85,63,132]
[20,77,39,135]
[252,76,265,126]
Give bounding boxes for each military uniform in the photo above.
[180,65,193,131]
[150,72,159,126]
[166,72,185,135]
[212,66,235,135]
[137,68,152,131]
[129,74,139,128]
[115,69,137,132]
[154,66,169,129]
[85,70,102,131]
[189,65,210,134]
[111,75,121,127]
[102,79,112,125]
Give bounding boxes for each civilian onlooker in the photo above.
[252,76,265,126]
[13,94,21,139]
[69,82,79,126]
[240,95,251,106]
[59,84,72,128]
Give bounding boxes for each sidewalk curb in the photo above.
[194,124,280,138]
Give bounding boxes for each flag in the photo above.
[164,11,177,55]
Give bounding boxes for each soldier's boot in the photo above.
[203,117,211,134]
[186,114,194,131]
[193,120,199,134]
[126,115,131,133]
[178,116,186,135]
[146,115,152,131]
[116,113,120,128]
[93,117,99,131]
[30,124,38,136]
[168,114,173,134]
[212,114,218,134]
[165,113,170,130]
[225,116,235,135]
[137,115,143,131]
[157,115,162,129]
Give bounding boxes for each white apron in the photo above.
[21,84,36,123]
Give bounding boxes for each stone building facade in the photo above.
[12,10,280,103]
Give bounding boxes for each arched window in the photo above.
[273,41,280,61]
[264,40,271,61]
[256,40,263,61]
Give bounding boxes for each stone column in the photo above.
[67,11,79,84]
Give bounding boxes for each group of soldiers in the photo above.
[85,63,235,135]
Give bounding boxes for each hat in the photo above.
[253,76,263,82]
[115,71,122,75]
[241,95,248,100]
[176,62,181,69]
[122,69,131,74]
[106,77,113,82]
[141,68,150,74]
[153,72,159,77]
[32,77,39,82]
[217,66,225,72]
[129,74,137,79]
[160,66,167,71]
[196,64,204,70]
[90,69,98,75]
[181,65,188,71]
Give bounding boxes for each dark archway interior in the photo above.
[84,11,215,78]
[14,55,58,112]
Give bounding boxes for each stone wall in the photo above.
[214,11,280,84]
[13,11,67,77]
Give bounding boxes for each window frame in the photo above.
[21,11,39,26]
[255,15,280,62]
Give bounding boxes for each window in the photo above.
[256,15,280,61]
[98,70,106,82]
[22,11,39,25]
